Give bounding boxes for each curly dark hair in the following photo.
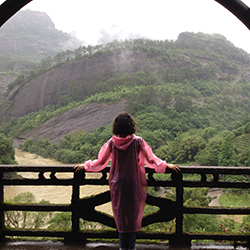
[112,112,136,136]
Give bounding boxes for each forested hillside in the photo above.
[1,30,250,167]
[0,10,81,101]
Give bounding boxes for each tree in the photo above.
[137,86,157,106]
[20,138,34,152]
[195,137,223,166]
[172,135,206,162]
[240,215,250,233]
[155,144,173,163]
[0,133,17,164]
[31,199,52,229]
[48,212,105,230]
[239,146,250,166]
[174,96,192,113]
[182,188,221,233]
[48,212,72,230]
[5,192,51,229]
[5,192,36,228]
[218,133,239,166]
[161,187,222,233]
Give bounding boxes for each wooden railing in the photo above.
[0,165,250,247]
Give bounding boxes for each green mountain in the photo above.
[0,9,81,64]
[1,30,250,166]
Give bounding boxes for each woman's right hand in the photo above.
[74,164,85,173]
[167,164,180,172]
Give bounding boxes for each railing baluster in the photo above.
[69,172,81,242]
[170,172,191,246]
[175,181,183,235]
[72,173,80,229]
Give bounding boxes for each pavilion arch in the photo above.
[0,0,250,30]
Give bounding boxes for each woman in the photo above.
[75,112,179,250]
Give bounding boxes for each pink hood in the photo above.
[112,134,135,150]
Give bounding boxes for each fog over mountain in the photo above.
[0,10,82,100]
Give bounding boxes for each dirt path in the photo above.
[207,188,223,206]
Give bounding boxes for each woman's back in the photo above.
[109,136,146,233]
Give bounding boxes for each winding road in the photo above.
[207,188,223,206]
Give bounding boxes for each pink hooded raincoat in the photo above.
[84,134,168,233]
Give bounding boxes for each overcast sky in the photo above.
[1,0,250,53]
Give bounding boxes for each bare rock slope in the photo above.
[0,50,151,123]
[21,100,125,143]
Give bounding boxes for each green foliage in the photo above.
[2,34,250,167]
[195,137,223,166]
[19,126,112,164]
[220,192,250,206]
[48,212,72,230]
[5,192,52,229]
[20,138,58,159]
[240,147,250,166]
[48,212,107,230]
[53,149,82,164]
[184,213,220,233]
[182,188,221,233]
[184,188,213,207]
[155,144,173,163]
[143,186,224,234]
[172,134,206,163]
[0,133,17,164]
[13,112,250,166]
[5,192,105,231]
[240,215,250,233]
[220,218,240,234]
[218,133,239,166]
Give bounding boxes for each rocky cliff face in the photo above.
[0,50,153,122]
[21,100,125,143]
[0,76,13,101]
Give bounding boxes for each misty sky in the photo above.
[1,0,250,53]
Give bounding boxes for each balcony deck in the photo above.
[1,240,249,250]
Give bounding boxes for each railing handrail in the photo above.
[1,165,250,247]
[1,164,250,172]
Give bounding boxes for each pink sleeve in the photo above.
[140,139,167,173]
[84,140,111,172]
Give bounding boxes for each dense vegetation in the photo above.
[1,33,250,168]
[0,133,16,164]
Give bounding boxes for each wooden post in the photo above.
[175,179,183,236]
[169,172,191,246]
[66,172,85,242]
[71,176,80,233]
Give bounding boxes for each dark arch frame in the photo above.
[0,0,250,30]
[0,0,32,27]
[0,0,249,30]
[216,0,250,29]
